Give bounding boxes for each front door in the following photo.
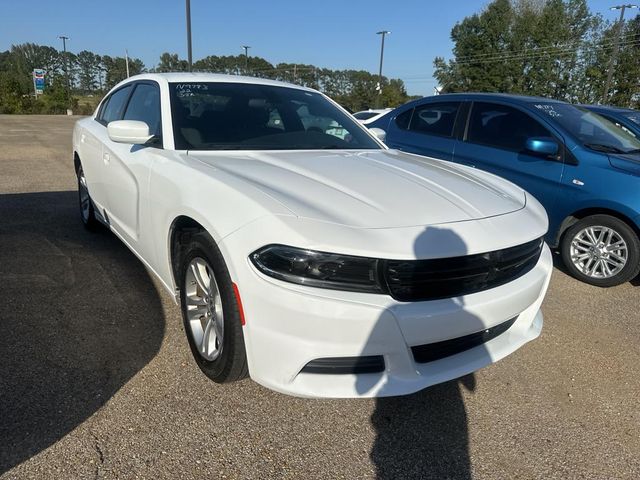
[453,101,565,218]
[100,82,162,252]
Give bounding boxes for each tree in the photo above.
[155,53,188,72]
[76,50,101,93]
[433,0,609,103]
[101,55,144,89]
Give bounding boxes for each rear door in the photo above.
[453,101,565,215]
[383,101,463,161]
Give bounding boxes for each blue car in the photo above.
[368,93,640,287]
[581,104,640,138]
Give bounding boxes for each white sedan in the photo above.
[73,73,552,398]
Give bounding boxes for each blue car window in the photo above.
[408,103,459,138]
[395,109,413,130]
[467,102,551,152]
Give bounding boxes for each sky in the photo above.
[0,0,634,96]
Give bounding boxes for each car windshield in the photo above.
[169,82,381,151]
[532,103,640,154]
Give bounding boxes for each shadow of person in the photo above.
[0,191,165,473]
[357,227,493,479]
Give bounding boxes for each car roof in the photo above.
[580,104,636,114]
[115,72,316,93]
[405,92,568,108]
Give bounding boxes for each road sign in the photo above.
[33,69,45,95]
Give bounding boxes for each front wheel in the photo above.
[561,215,640,287]
[178,231,248,383]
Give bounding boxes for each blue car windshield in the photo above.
[533,103,640,154]
[168,82,381,151]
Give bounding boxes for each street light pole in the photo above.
[186,0,193,71]
[602,4,637,103]
[125,49,130,78]
[58,35,70,109]
[242,45,251,74]
[376,30,390,108]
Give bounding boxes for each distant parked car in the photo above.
[368,93,640,287]
[352,108,392,124]
[581,104,640,138]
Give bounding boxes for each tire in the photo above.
[561,214,640,287]
[178,231,248,383]
[77,164,100,231]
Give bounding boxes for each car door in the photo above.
[81,86,133,215]
[453,101,565,216]
[383,101,463,161]
[101,81,162,251]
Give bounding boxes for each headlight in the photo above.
[250,244,386,294]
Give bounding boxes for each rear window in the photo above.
[408,102,460,138]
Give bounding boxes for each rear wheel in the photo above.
[178,231,248,383]
[561,215,640,287]
[77,164,100,231]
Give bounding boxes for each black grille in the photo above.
[384,238,543,302]
[301,356,385,374]
[411,316,517,363]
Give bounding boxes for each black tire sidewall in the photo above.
[178,233,247,383]
[77,166,99,230]
[561,215,640,287]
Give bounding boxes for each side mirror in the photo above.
[369,127,386,143]
[107,120,153,144]
[525,137,559,157]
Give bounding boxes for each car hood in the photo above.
[189,149,526,228]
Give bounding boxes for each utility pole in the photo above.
[376,30,390,108]
[125,49,130,78]
[602,4,637,103]
[58,35,70,110]
[186,0,193,71]
[242,45,251,74]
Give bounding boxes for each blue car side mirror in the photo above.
[525,137,559,156]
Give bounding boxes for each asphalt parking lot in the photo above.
[0,114,639,480]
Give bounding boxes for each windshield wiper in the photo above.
[584,143,627,154]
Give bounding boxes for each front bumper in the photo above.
[232,242,552,398]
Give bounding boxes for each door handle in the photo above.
[103,153,110,165]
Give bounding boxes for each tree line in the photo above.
[0,45,412,114]
[434,0,640,108]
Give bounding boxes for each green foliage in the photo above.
[434,0,637,107]
[0,44,410,114]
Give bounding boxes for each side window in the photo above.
[123,83,162,137]
[99,85,132,125]
[467,102,552,151]
[408,102,460,138]
[395,109,413,130]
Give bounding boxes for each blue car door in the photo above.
[383,101,463,161]
[453,101,565,217]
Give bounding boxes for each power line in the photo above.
[447,33,640,66]
[446,38,640,66]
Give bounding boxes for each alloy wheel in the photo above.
[569,225,628,279]
[184,257,225,361]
